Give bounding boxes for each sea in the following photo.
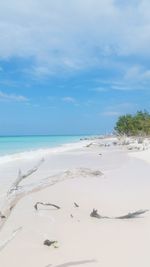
[0,135,86,157]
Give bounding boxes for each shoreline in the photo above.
[0,136,116,165]
[0,136,150,266]
[0,139,89,165]
[0,135,92,160]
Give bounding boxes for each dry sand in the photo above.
[0,139,150,267]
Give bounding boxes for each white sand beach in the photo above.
[0,138,150,267]
[1,0,150,266]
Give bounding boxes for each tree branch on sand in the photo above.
[8,159,45,194]
[0,162,102,251]
[74,202,79,208]
[34,202,61,210]
[0,227,22,252]
[45,259,97,267]
[0,161,103,233]
[90,209,109,219]
[90,209,149,219]
[115,209,149,219]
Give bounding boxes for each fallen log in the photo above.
[90,209,149,220]
[0,161,103,252]
[115,209,149,219]
[0,162,103,233]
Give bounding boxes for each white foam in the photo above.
[0,140,88,165]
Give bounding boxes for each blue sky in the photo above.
[0,0,150,135]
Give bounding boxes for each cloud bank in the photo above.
[0,91,29,102]
[0,0,150,75]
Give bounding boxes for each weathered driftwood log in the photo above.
[0,159,45,232]
[115,209,149,219]
[8,159,45,194]
[90,209,149,220]
[34,202,61,210]
[0,162,102,251]
[0,162,103,233]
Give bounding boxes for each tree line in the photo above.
[114,111,150,136]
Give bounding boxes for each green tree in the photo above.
[114,110,150,136]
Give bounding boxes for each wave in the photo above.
[0,140,87,164]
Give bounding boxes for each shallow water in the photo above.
[0,135,85,156]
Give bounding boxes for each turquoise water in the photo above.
[0,135,84,156]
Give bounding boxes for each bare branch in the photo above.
[8,158,45,194]
[54,260,97,267]
[34,202,61,210]
[45,260,97,267]
[90,209,149,220]
[0,165,103,233]
[0,227,22,252]
[90,209,109,219]
[115,209,149,219]
[74,202,79,208]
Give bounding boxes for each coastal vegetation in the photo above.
[115,110,150,136]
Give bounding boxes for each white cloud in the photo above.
[0,0,150,74]
[123,65,150,85]
[62,96,76,104]
[101,102,137,117]
[91,87,108,92]
[0,91,29,102]
[124,65,143,81]
[111,84,139,91]
[102,111,121,116]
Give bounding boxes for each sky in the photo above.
[0,0,150,135]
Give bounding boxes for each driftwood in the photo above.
[90,209,109,219]
[115,209,149,219]
[45,260,97,267]
[0,162,103,233]
[0,211,6,219]
[86,143,93,148]
[90,209,101,218]
[74,202,79,208]
[54,260,97,267]
[34,202,61,210]
[8,159,45,194]
[0,163,102,251]
[90,209,149,219]
[0,159,45,233]
[44,240,58,247]
[0,227,22,252]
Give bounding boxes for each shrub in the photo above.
[114,110,150,136]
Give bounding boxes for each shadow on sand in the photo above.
[46,259,97,267]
